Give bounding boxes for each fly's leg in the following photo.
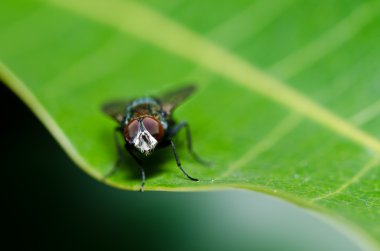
[170,140,199,181]
[125,144,146,192]
[104,127,124,179]
[104,128,145,191]
[170,121,211,166]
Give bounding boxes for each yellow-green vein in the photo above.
[351,100,380,126]
[209,0,296,45]
[311,101,380,201]
[312,157,380,202]
[42,34,142,96]
[218,113,302,180]
[268,1,379,78]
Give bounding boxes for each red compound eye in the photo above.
[124,119,138,142]
[124,117,164,142]
[142,117,164,141]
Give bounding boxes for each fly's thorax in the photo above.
[125,97,162,121]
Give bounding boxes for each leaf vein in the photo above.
[268,2,378,78]
[217,113,302,180]
[312,157,380,202]
[208,0,296,46]
[351,100,380,126]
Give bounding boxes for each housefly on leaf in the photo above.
[102,85,209,191]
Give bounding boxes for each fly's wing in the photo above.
[102,100,130,123]
[159,85,197,115]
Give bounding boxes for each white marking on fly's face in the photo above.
[132,120,158,155]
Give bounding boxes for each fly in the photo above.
[102,85,208,191]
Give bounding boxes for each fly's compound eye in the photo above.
[142,117,164,141]
[124,119,139,142]
[124,117,164,143]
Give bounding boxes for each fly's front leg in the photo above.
[170,121,211,166]
[125,144,146,192]
[104,127,124,179]
[170,140,198,181]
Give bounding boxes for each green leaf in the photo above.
[1,0,380,248]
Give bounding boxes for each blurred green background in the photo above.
[2,83,363,251]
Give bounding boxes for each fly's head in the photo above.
[124,116,164,155]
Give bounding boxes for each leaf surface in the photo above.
[1,0,380,248]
